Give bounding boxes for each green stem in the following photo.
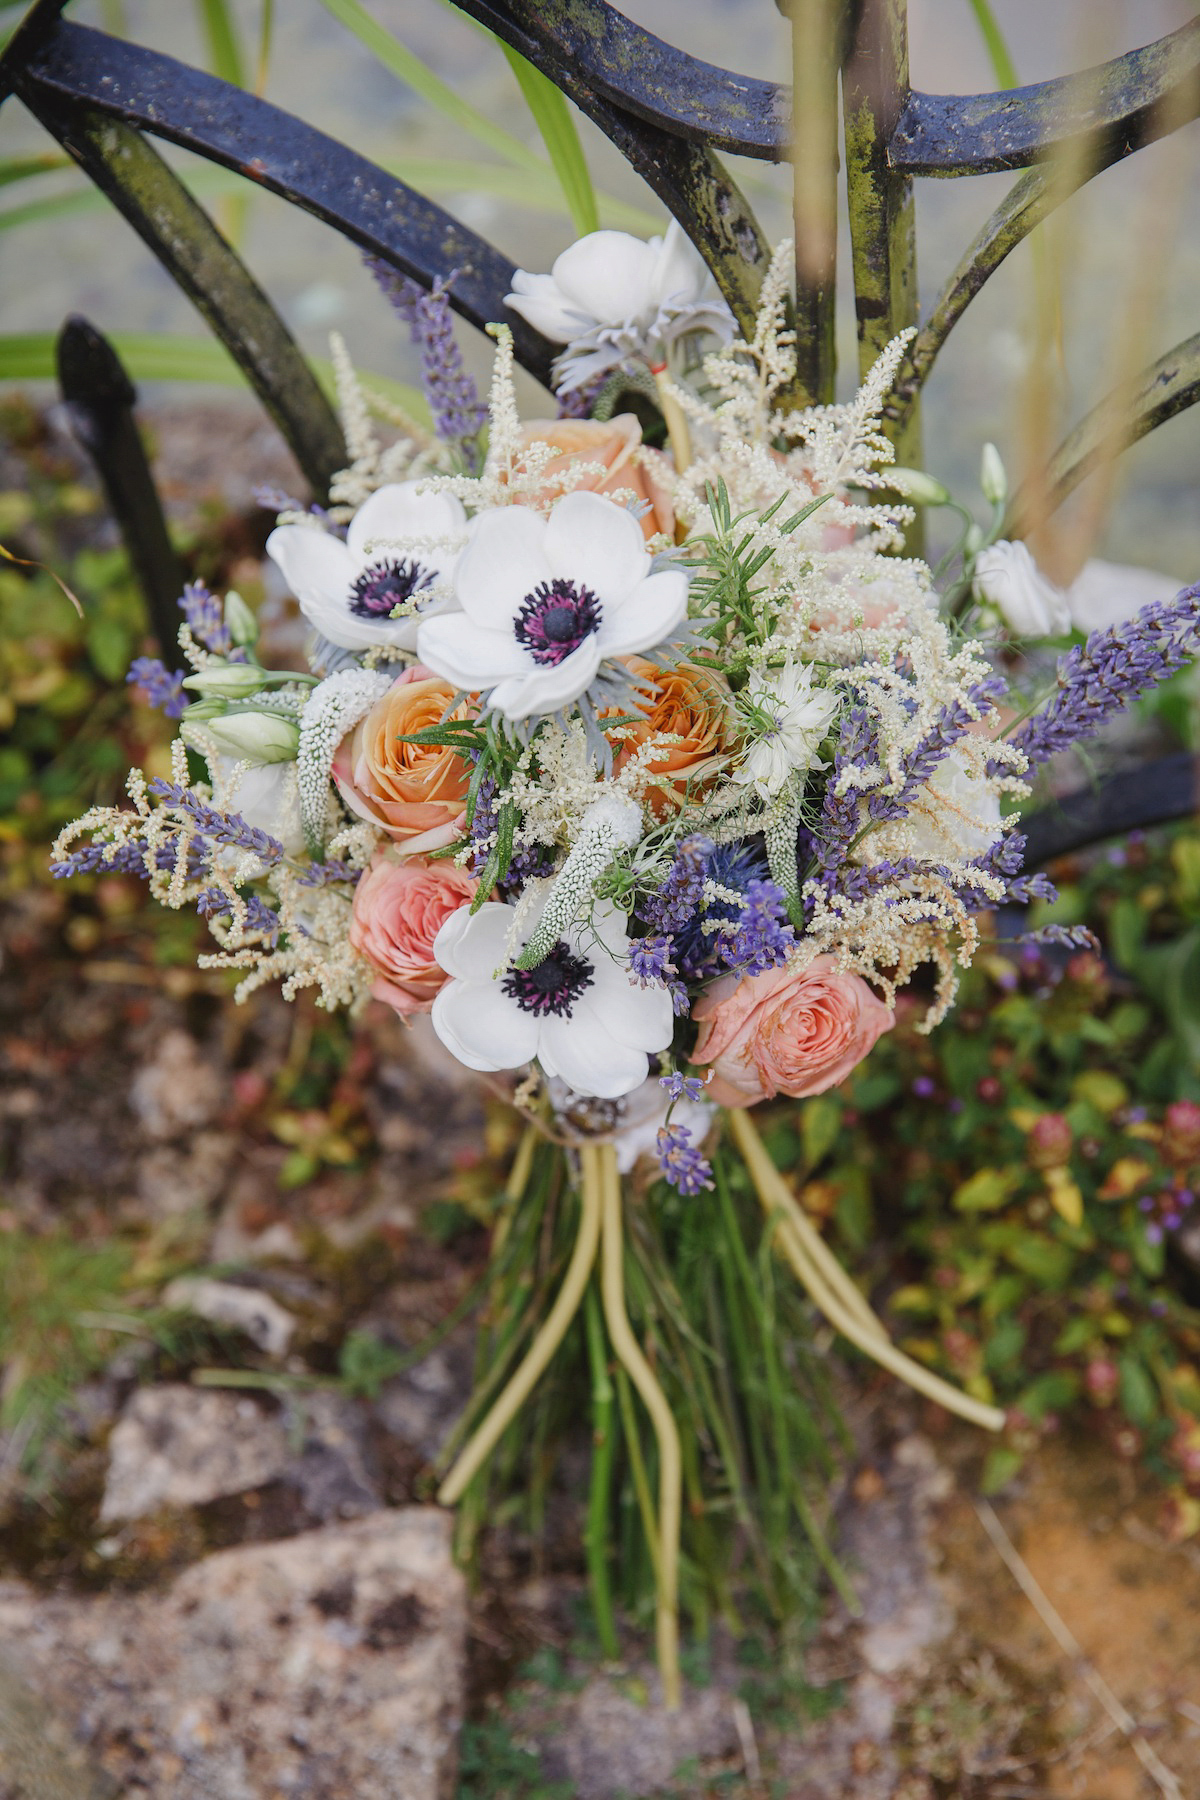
[584,1282,619,1660]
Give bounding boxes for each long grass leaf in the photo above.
[255,0,275,96]
[315,0,541,172]
[0,153,72,190]
[196,0,247,87]
[964,0,1019,89]
[497,43,598,236]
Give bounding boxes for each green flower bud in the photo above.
[886,467,950,506]
[980,442,1008,506]
[223,589,259,648]
[182,663,268,699]
[204,710,300,764]
[964,522,985,558]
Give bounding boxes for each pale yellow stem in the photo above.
[652,365,692,476]
[728,1109,1007,1434]
[438,1143,603,1506]
[597,1141,682,1711]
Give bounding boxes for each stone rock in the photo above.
[0,1509,465,1800]
[0,1649,117,1800]
[375,1332,473,1464]
[283,1390,381,1523]
[162,1276,297,1357]
[136,1131,234,1218]
[100,1385,290,1522]
[128,1029,225,1140]
[522,1673,737,1800]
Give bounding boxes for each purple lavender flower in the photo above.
[659,1071,710,1103]
[630,935,675,984]
[366,258,486,458]
[726,878,794,976]
[468,771,552,893]
[179,580,233,656]
[196,887,280,944]
[146,778,285,865]
[127,656,186,718]
[1024,923,1101,951]
[656,1122,714,1196]
[297,858,362,887]
[868,677,1005,826]
[912,1075,936,1098]
[1009,583,1200,766]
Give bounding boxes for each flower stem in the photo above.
[583,1281,619,1660]
[598,1141,682,1710]
[652,365,692,476]
[727,1109,1007,1433]
[438,1144,603,1506]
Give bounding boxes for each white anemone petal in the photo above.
[487,640,603,720]
[583,973,674,1053]
[595,569,688,657]
[550,231,659,326]
[505,272,595,343]
[433,902,515,982]
[539,1009,647,1099]
[346,481,466,563]
[416,615,529,690]
[544,491,649,603]
[454,507,553,630]
[432,981,538,1072]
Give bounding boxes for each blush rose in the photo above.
[691,955,894,1107]
[349,855,477,1017]
[333,664,471,855]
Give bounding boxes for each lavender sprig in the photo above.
[126,657,186,719]
[145,778,285,865]
[366,258,486,457]
[1010,584,1200,767]
[297,858,363,887]
[197,887,281,944]
[659,1072,710,1104]
[655,1122,714,1196]
[1022,922,1101,950]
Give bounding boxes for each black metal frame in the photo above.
[3,0,1200,865]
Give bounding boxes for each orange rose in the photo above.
[691,955,894,1108]
[613,656,731,817]
[350,855,476,1017]
[333,664,471,855]
[513,415,674,541]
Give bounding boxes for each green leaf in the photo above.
[1004,1234,1073,1288]
[0,152,72,190]
[965,0,1019,90]
[315,0,543,172]
[1017,1369,1080,1419]
[801,1096,841,1170]
[498,44,597,236]
[196,0,247,86]
[984,1313,1026,1373]
[834,1167,872,1253]
[980,1445,1023,1496]
[952,1166,1020,1213]
[1118,1354,1159,1428]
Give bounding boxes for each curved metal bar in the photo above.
[11,18,556,387]
[1005,331,1200,538]
[891,18,1200,176]
[452,0,788,162]
[1020,753,1200,867]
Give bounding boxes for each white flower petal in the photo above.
[538,1009,649,1099]
[582,972,673,1054]
[455,507,553,630]
[432,980,538,1072]
[544,491,649,604]
[487,640,603,721]
[596,569,688,656]
[550,232,659,326]
[266,524,354,612]
[433,902,515,981]
[346,481,466,563]
[649,219,708,309]
[417,615,529,689]
[505,271,595,342]
[1066,558,1182,633]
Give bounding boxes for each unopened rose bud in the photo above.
[223,589,259,647]
[183,663,267,699]
[980,442,1008,506]
[1085,1358,1119,1405]
[1028,1112,1072,1170]
[204,710,300,763]
[885,467,950,506]
[1165,1100,1200,1164]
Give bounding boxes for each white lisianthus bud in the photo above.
[885,467,950,506]
[964,522,985,558]
[223,589,259,648]
[980,442,1007,506]
[182,663,267,699]
[973,540,1070,638]
[203,710,301,763]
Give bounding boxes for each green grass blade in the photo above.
[196,0,247,87]
[965,0,1020,90]
[315,0,542,172]
[497,43,597,236]
[255,0,275,95]
[0,152,72,190]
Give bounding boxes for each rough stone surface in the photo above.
[0,1510,465,1800]
[162,1276,297,1357]
[531,1675,738,1799]
[100,1385,291,1522]
[128,1028,226,1140]
[375,1330,473,1464]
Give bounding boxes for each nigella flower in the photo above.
[430,899,674,1100]
[417,492,688,722]
[505,223,735,392]
[734,658,840,801]
[266,482,466,653]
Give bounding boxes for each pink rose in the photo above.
[349,855,477,1017]
[691,955,894,1108]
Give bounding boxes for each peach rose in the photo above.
[513,415,674,541]
[691,955,894,1108]
[334,664,471,855]
[349,855,477,1017]
[613,656,731,818]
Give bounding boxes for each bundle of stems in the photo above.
[437,1110,1003,1707]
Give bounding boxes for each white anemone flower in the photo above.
[431,899,674,1101]
[734,658,840,800]
[416,491,688,722]
[505,222,736,392]
[266,481,466,653]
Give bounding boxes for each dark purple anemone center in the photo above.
[502,941,594,1018]
[513,578,602,667]
[349,557,433,620]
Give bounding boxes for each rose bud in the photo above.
[1084,1358,1119,1406]
[1028,1112,1072,1170]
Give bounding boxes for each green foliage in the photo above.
[456,1717,574,1800]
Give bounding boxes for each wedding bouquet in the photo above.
[54,228,1200,1701]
